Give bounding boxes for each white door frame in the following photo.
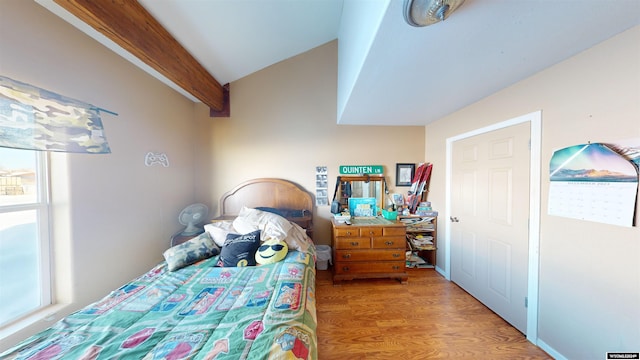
[444,110,541,344]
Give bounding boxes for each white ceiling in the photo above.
[37,0,640,126]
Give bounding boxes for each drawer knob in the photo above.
[350,242,359,246]
[385,241,394,246]
[342,254,351,259]
[393,253,400,258]
[392,266,400,270]
[346,231,352,235]
[342,266,350,271]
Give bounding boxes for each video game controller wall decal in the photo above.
[145,152,169,167]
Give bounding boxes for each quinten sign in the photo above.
[339,165,383,175]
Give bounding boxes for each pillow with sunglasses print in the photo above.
[255,238,288,265]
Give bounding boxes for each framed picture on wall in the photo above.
[396,163,415,186]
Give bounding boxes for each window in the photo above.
[0,147,50,326]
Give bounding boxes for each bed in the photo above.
[1,178,317,360]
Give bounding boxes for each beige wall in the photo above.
[4,0,636,357]
[194,41,425,245]
[1,1,199,350]
[425,26,640,359]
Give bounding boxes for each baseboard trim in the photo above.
[537,339,567,360]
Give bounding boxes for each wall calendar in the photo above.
[548,142,639,227]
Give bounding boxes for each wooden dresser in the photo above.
[331,218,408,284]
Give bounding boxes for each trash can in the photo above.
[316,245,332,270]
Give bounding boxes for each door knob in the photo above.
[450,216,459,222]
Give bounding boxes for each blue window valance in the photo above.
[0,75,112,154]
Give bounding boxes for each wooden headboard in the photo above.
[217,178,314,238]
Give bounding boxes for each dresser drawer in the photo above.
[334,237,371,250]
[359,227,383,237]
[334,227,383,237]
[383,226,406,236]
[335,249,404,262]
[333,261,405,275]
[372,236,406,249]
[334,227,359,237]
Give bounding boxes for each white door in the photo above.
[450,122,530,333]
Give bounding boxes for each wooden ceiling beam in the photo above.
[53,0,226,112]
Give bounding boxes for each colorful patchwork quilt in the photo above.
[1,249,317,360]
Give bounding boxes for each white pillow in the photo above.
[285,222,311,253]
[204,220,238,247]
[232,206,292,241]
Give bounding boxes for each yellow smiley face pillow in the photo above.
[255,238,288,265]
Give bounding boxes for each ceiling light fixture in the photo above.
[403,0,466,27]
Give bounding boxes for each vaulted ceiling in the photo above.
[36,0,640,126]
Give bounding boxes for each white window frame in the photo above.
[0,150,51,326]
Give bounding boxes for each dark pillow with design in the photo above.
[216,230,261,267]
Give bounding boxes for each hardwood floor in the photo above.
[315,267,551,359]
